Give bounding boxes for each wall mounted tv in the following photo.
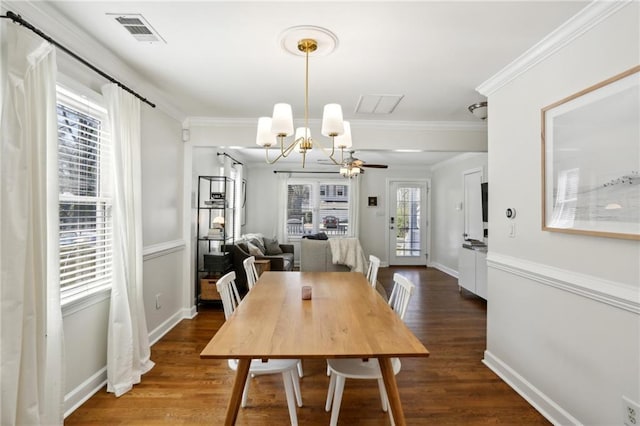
[481,182,488,222]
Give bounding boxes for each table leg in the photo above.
[378,357,406,426]
[224,359,251,426]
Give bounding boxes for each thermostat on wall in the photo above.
[505,208,516,219]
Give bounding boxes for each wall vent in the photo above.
[108,13,166,43]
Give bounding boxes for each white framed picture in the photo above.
[541,65,640,240]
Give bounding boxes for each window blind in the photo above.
[57,88,113,303]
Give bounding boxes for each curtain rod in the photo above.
[1,11,156,108]
[273,170,338,174]
[217,152,244,166]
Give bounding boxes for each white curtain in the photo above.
[0,23,64,425]
[275,172,290,242]
[233,163,244,240]
[102,84,154,397]
[348,176,361,238]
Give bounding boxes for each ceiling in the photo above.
[27,1,589,167]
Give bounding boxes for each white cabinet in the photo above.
[458,247,487,300]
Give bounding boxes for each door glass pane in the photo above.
[395,186,421,257]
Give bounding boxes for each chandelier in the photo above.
[256,30,352,168]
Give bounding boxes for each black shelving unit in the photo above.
[195,176,235,304]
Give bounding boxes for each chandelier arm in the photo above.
[264,137,301,164]
[280,136,302,158]
[312,136,342,165]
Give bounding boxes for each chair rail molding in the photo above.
[143,239,185,261]
[487,252,640,314]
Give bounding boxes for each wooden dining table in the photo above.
[200,271,430,425]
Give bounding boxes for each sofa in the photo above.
[300,239,350,272]
[226,239,294,293]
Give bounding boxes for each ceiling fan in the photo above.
[318,150,389,171]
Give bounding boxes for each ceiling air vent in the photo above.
[355,94,404,114]
[109,14,166,43]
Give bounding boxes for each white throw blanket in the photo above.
[328,238,368,273]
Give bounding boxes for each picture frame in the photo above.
[368,196,378,207]
[541,65,640,240]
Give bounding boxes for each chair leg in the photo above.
[388,399,396,426]
[291,370,303,407]
[377,377,388,412]
[326,361,330,376]
[297,360,304,378]
[281,371,298,426]
[241,373,251,408]
[329,375,345,426]
[325,372,336,412]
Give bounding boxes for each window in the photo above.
[57,87,112,304]
[286,179,350,238]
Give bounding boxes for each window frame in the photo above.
[56,84,113,309]
[285,178,351,239]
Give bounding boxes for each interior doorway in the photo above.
[387,179,429,266]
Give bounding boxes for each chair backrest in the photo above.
[216,271,242,320]
[387,273,415,320]
[366,255,381,288]
[243,256,259,291]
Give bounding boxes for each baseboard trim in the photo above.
[185,305,198,319]
[148,308,188,346]
[482,350,580,425]
[430,262,458,278]
[64,367,107,418]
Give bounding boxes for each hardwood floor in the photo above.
[66,267,550,425]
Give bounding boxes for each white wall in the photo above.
[430,153,488,275]
[483,3,640,424]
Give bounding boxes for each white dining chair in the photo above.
[242,255,259,291]
[241,260,305,379]
[216,271,303,425]
[366,255,381,288]
[324,273,415,426]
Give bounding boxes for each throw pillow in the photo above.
[248,237,266,254]
[264,237,283,255]
[242,233,264,243]
[246,241,264,256]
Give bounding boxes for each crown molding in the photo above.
[430,152,487,171]
[185,116,487,132]
[2,0,187,122]
[477,0,631,96]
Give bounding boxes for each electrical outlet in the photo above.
[623,396,640,426]
[155,293,162,310]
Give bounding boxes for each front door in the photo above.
[388,180,428,265]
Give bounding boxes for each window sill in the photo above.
[61,284,111,317]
